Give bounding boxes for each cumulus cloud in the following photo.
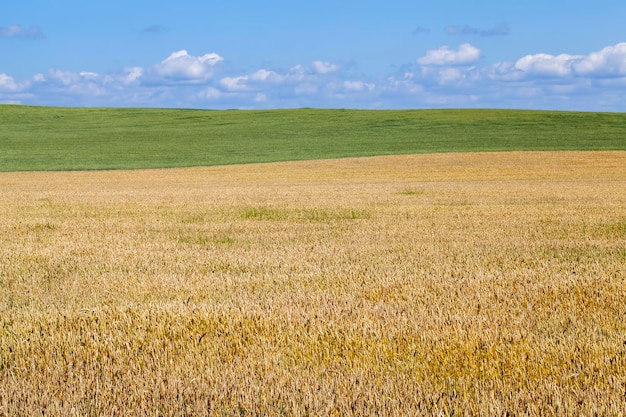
[219,76,250,92]
[95,67,144,86]
[389,42,626,110]
[249,69,285,83]
[220,61,340,94]
[0,24,44,39]
[210,42,626,109]
[0,74,21,91]
[154,50,224,82]
[43,69,80,85]
[436,68,465,85]
[199,87,222,100]
[311,61,340,74]
[343,80,375,92]
[445,23,509,37]
[511,43,626,79]
[25,69,109,101]
[573,42,626,77]
[4,42,626,110]
[121,67,144,84]
[514,53,580,77]
[219,69,284,92]
[417,43,481,66]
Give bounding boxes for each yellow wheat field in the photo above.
[1,151,625,416]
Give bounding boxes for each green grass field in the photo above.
[1,105,625,171]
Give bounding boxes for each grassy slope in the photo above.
[1,105,625,171]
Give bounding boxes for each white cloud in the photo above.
[42,69,108,96]
[437,68,464,84]
[514,53,581,77]
[311,61,340,74]
[220,70,289,93]
[0,74,21,91]
[573,42,626,77]
[287,65,313,82]
[80,71,99,79]
[22,67,148,105]
[199,87,222,100]
[220,62,337,94]
[249,69,284,83]
[0,24,44,39]
[509,43,626,80]
[487,62,523,81]
[155,50,223,82]
[44,69,80,85]
[122,67,144,84]
[99,69,142,86]
[220,76,250,91]
[387,74,425,95]
[343,80,375,92]
[412,64,481,89]
[4,42,626,111]
[417,43,481,66]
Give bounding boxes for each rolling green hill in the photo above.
[1,105,625,171]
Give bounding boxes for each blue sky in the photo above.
[2,0,626,110]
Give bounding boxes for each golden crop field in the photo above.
[1,151,625,416]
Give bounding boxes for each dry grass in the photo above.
[1,151,625,416]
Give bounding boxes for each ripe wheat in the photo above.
[1,152,625,416]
